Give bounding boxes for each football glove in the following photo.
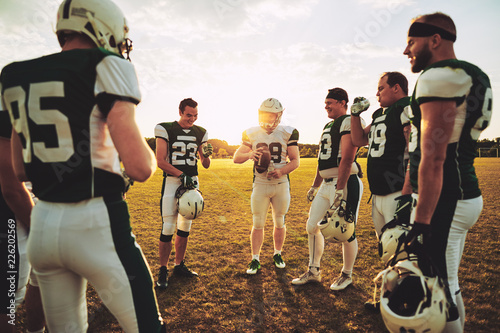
[405,221,431,255]
[179,173,196,189]
[332,188,344,209]
[306,186,318,202]
[393,194,413,224]
[350,97,370,116]
[202,143,213,158]
[122,169,134,193]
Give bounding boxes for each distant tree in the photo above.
[146,137,156,151]
[218,148,228,158]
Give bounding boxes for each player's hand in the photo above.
[202,143,213,158]
[350,97,370,116]
[122,169,134,193]
[250,147,263,162]
[394,194,413,225]
[179,173,195,189]
[405,221,431,254]
[306,186,318,202]
[332,188,344,208]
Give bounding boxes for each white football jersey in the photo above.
[241,125,299,185]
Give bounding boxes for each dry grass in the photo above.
[15,158,500,332]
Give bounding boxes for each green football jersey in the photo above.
[154,121,208,177]
[318,115,358,171]
[1,48,141,202]
[0,109,11,139]
[409,59,492,199]
[367,97,411,195]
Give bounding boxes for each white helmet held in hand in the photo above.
[56,0,132,59]
[379,224,410,267]
[374,259,449,333]
[176,187,204,219]
[258,98,284,131]
[318,200,355,242]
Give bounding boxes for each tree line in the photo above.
[145,137,500,158]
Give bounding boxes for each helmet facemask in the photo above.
[259,111,282,132]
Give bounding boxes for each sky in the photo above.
[1,0,499,145]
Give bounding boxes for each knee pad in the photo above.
[273,215,286,229]
[177,230,189,238]
[252,215,266,230]
[159,234,173,243]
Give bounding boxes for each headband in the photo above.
[408,22,456,42]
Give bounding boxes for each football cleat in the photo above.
[273,254,286,269]
[291,269,321,285]
[156,266,168,289]
[246,259,261,275]
[330,272,352,290]
[173,260,198,277]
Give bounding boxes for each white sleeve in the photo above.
[95,56,141,104]
[154,124,168,141]
[416,67,472,101]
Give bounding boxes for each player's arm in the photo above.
[401,124,413,195]
[414,100,456,224]
[155,138,182,177]
[11,130,28,182]
[233,144,261,164]
[350,97,370,147]
[336,133,357,190]
[350,116,370,147]
[268,145,300,178]
[107,101,156,182]
[198,143,211,169]
[0,136,33,231]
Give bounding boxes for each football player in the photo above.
[154,98,212,287]
[350,72,411,312]
[0,0,165,332]
[402,12,491,332]
[292,88,364,290]
[351,72,411,236]
[233,98,300,274]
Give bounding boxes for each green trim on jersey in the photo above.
[1,48,140,202]
[318,115,350,171]
[155,121,207,177]
[367,97,410,195]
[0,110,11,139]
[409,59,492,199]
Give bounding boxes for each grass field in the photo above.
[16,158,500,332]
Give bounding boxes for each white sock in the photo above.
[274,249,281,256]
[309,266,320,274]
[252,254,259,261]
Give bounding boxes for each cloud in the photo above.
[128,0,318,42]
[358,0,415,9]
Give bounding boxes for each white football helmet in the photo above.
[378,224,410,267]
[56,0,132,59]
[176,187,204,220]
[373,260,449,333]
[258,98,284,131]
[318,200,355,242]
